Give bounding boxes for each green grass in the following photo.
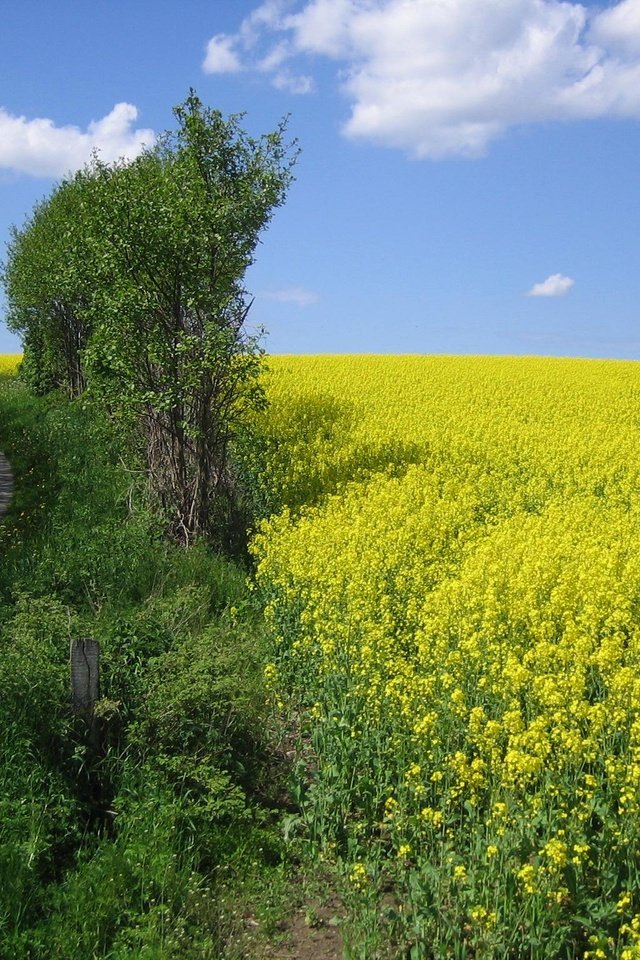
[0,375,301,959]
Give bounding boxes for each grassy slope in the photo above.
[0,372,309,959]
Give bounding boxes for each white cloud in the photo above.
[590,0,640,57]
[261,286,319,305]
[0,103,155,178]
[203,34,243,73]
[284,0,353,57]
[201,0,314,93]
[272,70,315,94]
[257,40,292,72]
[527,273,575,297]
[206,0,640,155]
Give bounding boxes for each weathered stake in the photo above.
[70,638,101,750]
[0,451,13,518]
[70,637,100,712]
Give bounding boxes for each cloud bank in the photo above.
[203,0,640,157]
[0,103,155,178]
[527,273,575,297]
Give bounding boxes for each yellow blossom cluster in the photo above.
[252,355,640,954]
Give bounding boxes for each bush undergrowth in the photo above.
[0,372,293,959]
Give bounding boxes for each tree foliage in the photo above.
[2,91,297,545]
[3,173,93,396]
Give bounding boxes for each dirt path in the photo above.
[0,452,13,517]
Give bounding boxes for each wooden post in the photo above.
[70,638,100,749]
[70,638,100,712]
[0,452,13,518]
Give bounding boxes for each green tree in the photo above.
[3,91,297,546]
[3,172,93,397]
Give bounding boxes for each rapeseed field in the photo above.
[253,355,640,958]
[0,355,21,376]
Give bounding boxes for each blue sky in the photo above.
[1,0,640,358]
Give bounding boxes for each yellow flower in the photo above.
[542,838,568,869]
[252,354,640,952]
[518,864,537,895]
[618,891,634,914]
[349,862,368,890]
